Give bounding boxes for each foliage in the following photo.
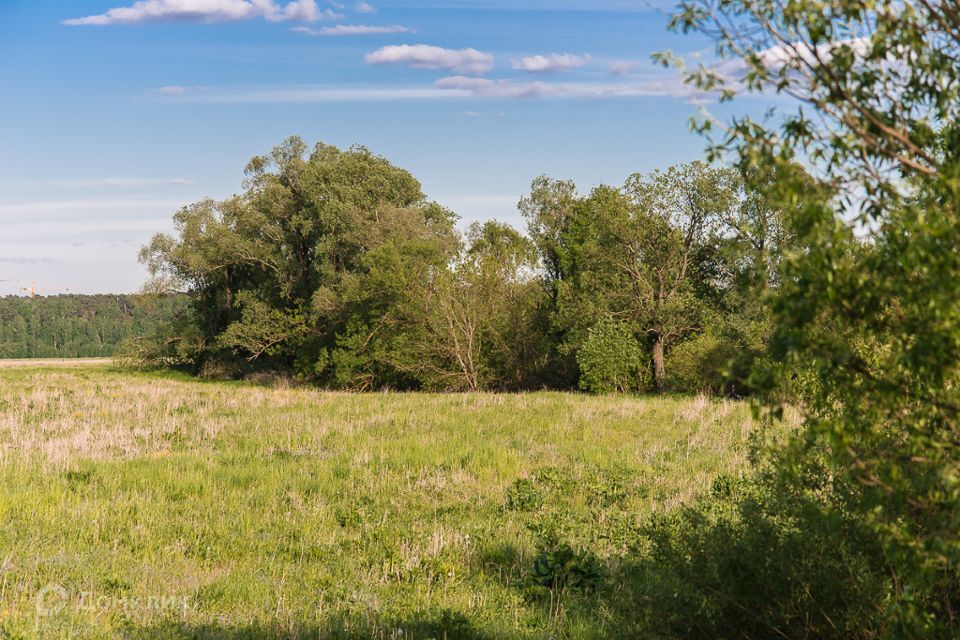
[523,162,789,394]
[138,137,791,394]
[627,476,888,639]
[0,294,185,359]
[140,137,459,386]
[576,318,647,394]
[506,478,544,512]
[664,330,734,394]
[642,0,960,635]
[526,540,603,595]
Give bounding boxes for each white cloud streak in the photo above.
[608,60,643,76]
[512,53,590,73]
[147,73,709,103]
[0,199,185,221]
[365,45,494,75]
[153,85,190,95]
[41,178,197,188]
[293,23,412,36]
[155,85,457,102]
[434,75,697,99]
[62,0,343,26]
[355,2,376,13]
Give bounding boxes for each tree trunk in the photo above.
[652,334,666,392]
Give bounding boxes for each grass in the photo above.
[0,364,770,639]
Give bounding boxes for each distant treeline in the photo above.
[0,294,186,358]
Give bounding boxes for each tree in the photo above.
[140,137,458,385]
[519,176,581,387]
[547,164,737,391]
[406,221,547,391]
[576,317,647,394]
[0,294,184,359]
[519,176,580,306]
[657,0,960,632]
[623,162,738,389]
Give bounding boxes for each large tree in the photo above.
[140,137,457,385]
[622,162,738,388]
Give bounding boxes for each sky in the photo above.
[0,0,741,295]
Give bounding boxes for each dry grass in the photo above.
[0,364,786,639]
[0,358,113,368]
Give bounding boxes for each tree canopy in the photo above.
[138,137,788,395]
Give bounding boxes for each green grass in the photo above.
[0,365,767,639]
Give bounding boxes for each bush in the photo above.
[577,318,647,393]
[625,476,888,639]
[665,331,736,394]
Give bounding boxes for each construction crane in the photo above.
[19,281,73,299]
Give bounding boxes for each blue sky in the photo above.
[0,0,734,295]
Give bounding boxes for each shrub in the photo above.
[625,476,888,639]
[665,331,736,394]
[576,318,647,394]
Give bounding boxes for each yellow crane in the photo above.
[19,281,73,299]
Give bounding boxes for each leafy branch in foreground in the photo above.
[640,0,960,636]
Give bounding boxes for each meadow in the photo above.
[0,363,769,639]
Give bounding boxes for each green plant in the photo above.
[527,540,603,595]
[505,478,543,512]
[576,318,646,394]
[665,331,735,394]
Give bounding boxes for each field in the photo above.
[0,363,766,639]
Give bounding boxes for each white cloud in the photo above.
[62,0,343,26]
[365,45,494,75]
[355,2,376,13]
[0,257,60,265]
[435,75,699,100]
[42,178,197,188]
[150,85,212,97]
[144,74,711,104]
[757,37,871,70]
[511,53,590,73]
[154,85,189,95]
[463,111,505,118]
[293,23,412,36]
[161,85,458,102]
[608,60,642,76]
[434,76,495,91]
[0,199,185,220]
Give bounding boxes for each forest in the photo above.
[0,294,184,358]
